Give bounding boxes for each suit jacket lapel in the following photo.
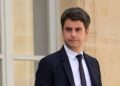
[84,53,97,85]
[60,47,75,86]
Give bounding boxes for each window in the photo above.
[1,0,59,86]
[12,1,49,85]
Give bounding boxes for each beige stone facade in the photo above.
[12,0,120,86]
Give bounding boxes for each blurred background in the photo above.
[0,0,120,86]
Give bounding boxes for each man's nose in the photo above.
[71,30,76,37]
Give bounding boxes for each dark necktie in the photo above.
[76,54,87,86]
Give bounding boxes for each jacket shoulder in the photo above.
[39,50,61,65]
[84,52,99,63]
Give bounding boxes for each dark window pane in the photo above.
[33,0,48,55]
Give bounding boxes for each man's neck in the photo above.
[64,44,83,55]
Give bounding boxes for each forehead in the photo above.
[64,19,84,28]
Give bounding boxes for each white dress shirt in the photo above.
[64,44,92,86]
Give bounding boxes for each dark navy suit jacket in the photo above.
[35,46,102,86]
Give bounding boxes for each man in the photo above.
[35,7,102,86]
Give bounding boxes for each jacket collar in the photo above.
[83,53,98,85]
[60,46,75,86]
[59,46,98,86]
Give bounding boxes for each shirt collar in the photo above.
[64,44,83,59]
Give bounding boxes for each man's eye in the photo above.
[76,28,81,32]
[66,28,72,31]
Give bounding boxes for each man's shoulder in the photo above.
[45,50,61,60]
[39,50,62,65]
[83,52,98,62]
[83,52,101,70]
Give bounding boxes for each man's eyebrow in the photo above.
[75,27,82,29]
[65,26,72,28]
[64,27,72,29]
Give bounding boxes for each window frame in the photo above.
[0,0,59,86]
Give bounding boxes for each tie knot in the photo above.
[76,54,82,61]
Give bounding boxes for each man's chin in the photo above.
[69,45,80,49]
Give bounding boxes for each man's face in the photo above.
[62,19,89,52]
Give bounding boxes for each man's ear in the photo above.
[85,28,89,35]
[85,28,89,41]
